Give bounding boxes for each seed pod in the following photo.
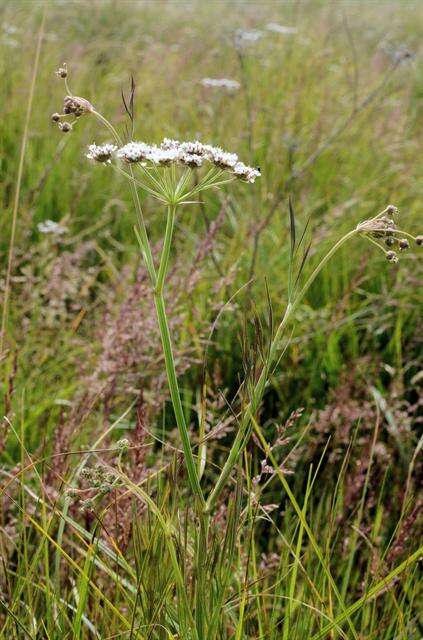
[416,235,423,246]
[385,236,396,247]
[59,122,72,133]
[51,112,61,122]
[386,205,398,216]
[398,238,410,251]
[386,250,398,263]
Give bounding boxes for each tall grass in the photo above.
[1,1,422,638]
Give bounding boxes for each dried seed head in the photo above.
[59,121,72,133]
[386,204,398,216]
[416,235,423,246]
[51,112,61,122]
[56,65,67,78]
[386,250,398,263]
[63,95,94,117]
[398,238,410,251]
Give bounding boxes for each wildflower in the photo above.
[117,141,155,163]
[180,152,204,167]
[86,143,117,164]
[233,162,261,183]
[398,238,410,251]
[200,78,240,91]
[115,138,261,183]
[56,65,68,78]
[148,147,181,166]
[235,29,263,48]
[208,147,238,169]
[266,22,298,35]
[37,219,68,235]
[386,250,398,263]
[160,138,181,151]
[63,95,94,117]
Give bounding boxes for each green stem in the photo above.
[205,227,359,514]
[154,205,205,507]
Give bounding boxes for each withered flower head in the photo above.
[63,95,94,117]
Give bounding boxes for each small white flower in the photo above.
[86,143,117,164]
[160,138,181,151]
[235,29,263,48]
[180,153,204,168]
[209,147,238,169]
[233,162,261,183]
[117,142,155,163]
[200,78,240,91]
[266,23,298,35]
[37,220,68,235]
[148,147,180,165]
[179,141,208,156]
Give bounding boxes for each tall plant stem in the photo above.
[205,226,359,514]
[153,205,205,507]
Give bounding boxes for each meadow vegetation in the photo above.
[0,1,422,638]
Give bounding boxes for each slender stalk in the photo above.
[205,227,359,514]
[153,205,205,507]
[0,3,47,355]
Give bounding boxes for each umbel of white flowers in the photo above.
[86,138,261,183]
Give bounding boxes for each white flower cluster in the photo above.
[37,220,68,235]
[116,138,261,183]
[86,143,117,164]
[266,23,298,35]
[200,78,240,91]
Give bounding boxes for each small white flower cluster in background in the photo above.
[266,22,298,35]
[200,78,240,91]
[113,138,261,183]
[235,29,264,48]
[37,220,68,235]
[86,143,117,163]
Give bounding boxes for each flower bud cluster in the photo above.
[357,205,422,264]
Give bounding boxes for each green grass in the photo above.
[0,1,422,638]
